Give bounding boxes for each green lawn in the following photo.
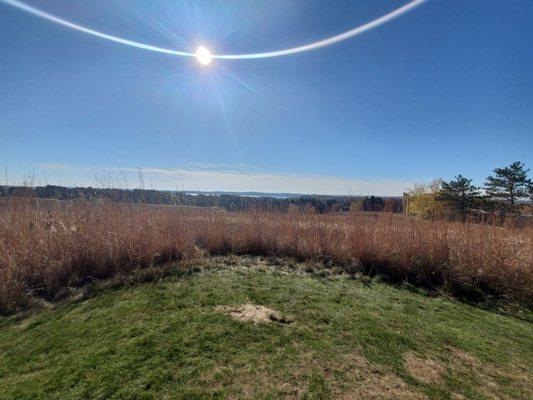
[0,257,531,399]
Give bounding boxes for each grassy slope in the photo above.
[0,258,531,400]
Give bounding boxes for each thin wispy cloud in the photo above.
[34,163,72,171]
[30,163,412,196]
[185,162,248,171]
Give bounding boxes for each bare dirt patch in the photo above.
[340,353,428,399]
[447,347,533,399]
[215,304,294,324]
[405,352,444,384]
[451,393,467,400]
[346,373,428,400]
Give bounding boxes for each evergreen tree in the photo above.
[438,175,479,220]
[484,162,531,213]
[362,196,385,212]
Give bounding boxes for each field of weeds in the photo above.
[0,197,532,313]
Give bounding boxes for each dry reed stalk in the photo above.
[0,197,531,313]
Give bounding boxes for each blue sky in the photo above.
[1,0,532,195]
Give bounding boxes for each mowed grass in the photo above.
[0,257,531,400]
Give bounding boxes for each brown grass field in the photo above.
[0,197,532,314]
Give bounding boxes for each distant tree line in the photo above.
[0,184,403,214]
[405,161,532,222]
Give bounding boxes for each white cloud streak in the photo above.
[31,164,411,196]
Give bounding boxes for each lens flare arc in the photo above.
[0,0,428,61]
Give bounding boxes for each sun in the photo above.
[196,46,213,66]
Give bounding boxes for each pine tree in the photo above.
[362,196,385,212]
[438,175,479,221]
[484,162,531,213]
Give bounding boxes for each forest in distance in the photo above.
[0,184,403,214]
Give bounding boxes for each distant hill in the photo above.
[0,185,402,213]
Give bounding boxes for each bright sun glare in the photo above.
[196,46,212,66]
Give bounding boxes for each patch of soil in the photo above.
[405,353,444,384]
[339,353,428,399]
[216,304,294,324]
[451,393,467,400]
[448,347,533,399]
[346,373,428,400]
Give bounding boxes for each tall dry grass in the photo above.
[0,197,532,313]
